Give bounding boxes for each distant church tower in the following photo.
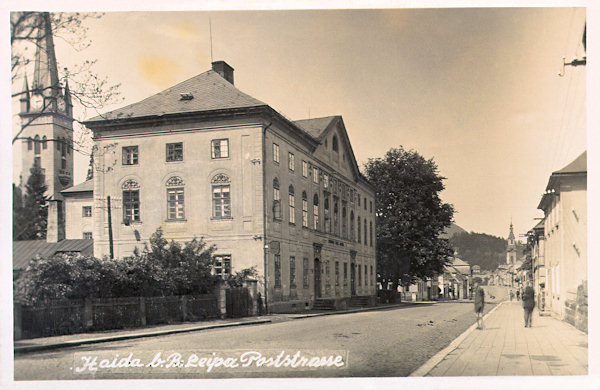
[18,12,74,241]
[506,221,517,265]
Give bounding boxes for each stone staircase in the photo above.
[349,296,371,308]
[312,298,336,311]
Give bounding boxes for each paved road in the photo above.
[14,302,493,380]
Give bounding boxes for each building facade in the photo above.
[537,151,587,331]
[80,61,377,312]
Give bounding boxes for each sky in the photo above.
[9,4,589,240]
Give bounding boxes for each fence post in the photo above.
[244,279,258,316]
[13,303,22,340]
[139,297,147,326]
[84,298,94,329]
[218,281,227,319]
[181,295,188,322]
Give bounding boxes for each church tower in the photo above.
[18,12,74,241]
[506,221,517,265]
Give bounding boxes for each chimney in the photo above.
[212,61,234,85]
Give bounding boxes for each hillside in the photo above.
[440,223,467,239]
[449,231,507,271]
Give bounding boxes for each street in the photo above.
[14,302,492,379]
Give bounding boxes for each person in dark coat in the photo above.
[522,282,535,327]
[474,283,485,329]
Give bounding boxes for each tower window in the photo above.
[34,135,41,154]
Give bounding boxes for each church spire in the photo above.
[32,12,60,100]
[508,221,515,242]
[19,74,30,113]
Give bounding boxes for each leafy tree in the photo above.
[365,146,454,289]
[13,165,48,240]
[227,267,259,288]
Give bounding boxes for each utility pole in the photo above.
[107,195,114,259]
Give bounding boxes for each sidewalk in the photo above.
[14,301,419,354]
[414,301,588,376]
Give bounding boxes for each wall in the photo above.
[64,193,94,239]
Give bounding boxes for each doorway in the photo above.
[314,258,322,298]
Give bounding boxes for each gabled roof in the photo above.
[293,116,338,139]
[61,179,93,194]
[85,70,267,123]
[13,239,94,271]
[555,151,586,175]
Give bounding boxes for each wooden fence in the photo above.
[15,294,219,340]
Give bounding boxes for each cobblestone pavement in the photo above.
[423,301,588,376]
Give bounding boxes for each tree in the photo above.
[11,11,121,148]
[364,146,455,289]
[449,232,507,271]
[13,165,49,240]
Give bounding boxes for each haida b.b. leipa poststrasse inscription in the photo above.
[72,350,348,376]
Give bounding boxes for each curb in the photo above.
[14,319,272,354]
[408,301,506,377]
[290,302,419,319]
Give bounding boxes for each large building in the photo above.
[537,151,587,331]
[71,61,377,313]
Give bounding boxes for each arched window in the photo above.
[288,185,295,224]
[357,216,361,243]
[34,135,41,154]
[342,204,347,239]
[350,211,355,241]
[273,178,281,220]
[212,174,231,219]
[333,198,339,235]
[166,176,185,220]
[122,179,140,224]
[302,191,308,228]
[332,135,339,152]
[42,136,47,150]
[313,194,319,230]
[324,195,330,233]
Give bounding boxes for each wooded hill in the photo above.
[448,231,508,271]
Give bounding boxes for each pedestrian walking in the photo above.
[474,283,485,329]
[516,289,520,301]
[509,290,514,301]
[257,292,264,316]
[522,282,535,327]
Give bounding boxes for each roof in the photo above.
[61,179,93,194]
[554,151,587,175]
[293,116,339,138]
[85,70,267,123]
[13,239,94,271]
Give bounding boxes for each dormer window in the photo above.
[332,135,339,152]
[180,93,194,100]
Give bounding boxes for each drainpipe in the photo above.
[262,122,272,313]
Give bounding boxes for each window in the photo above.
[302,161,308,177]
[350,211,355,241]
[61,156,67,170]
[82,206,92,218]
[290,256,296,289]
[332,135,339,152]
[343,263,348,286]
[364,197,367,210]
[342,203,347,239]
[122,146,139,165]
[358,216,362,243]
[333,198,339,235]
[312,166,319,184]
[83,232,93,240]
[273,143,280,163]
[365,265,368,287]
[288,152,295,171]
[364,219,368,244]
[123,184,140,224]
[212,174,231,218]
[33,156,41,168]
[288,185,295,224]
[357,193,361,207]
[358,264,362,286]
[27,138,32,150]
[370,201,373,213]
[166,142,183,162]
[324,196,330,233]
[214,255,231,278]
[273,178,281,220]
[34,135,40,154]
[167,188,185,220]
[370,265,374,286]
[302,191,308,228]
[335,261,340,286]
[211,139,229,159]
[323,174,329,189]
[370,221,373,247]
[42,136,47,150]
[325,261,330,287]
[274,254,281,288]
[313,194,319,230]
[303,257,309,288]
